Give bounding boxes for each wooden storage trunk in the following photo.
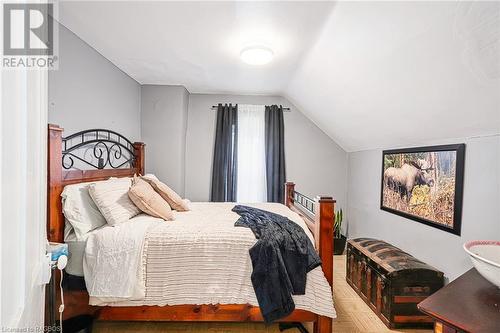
[346,238,444,329]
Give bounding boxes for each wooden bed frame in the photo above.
[47,124,335,332]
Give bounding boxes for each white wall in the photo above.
[48,23,141,141]
[185,94,348,210]
[347,135,500,282]
[141,85,189,195]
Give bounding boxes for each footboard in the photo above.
[285,182,335,333]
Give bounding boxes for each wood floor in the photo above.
[93,256,432,333]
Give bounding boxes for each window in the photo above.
[236,105,267,202]
[211,103,285,203]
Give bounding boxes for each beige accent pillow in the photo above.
[141,174,190,212]
[88,177,141,226]
[128,177,174,221]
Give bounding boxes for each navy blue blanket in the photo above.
[232,205,321,323]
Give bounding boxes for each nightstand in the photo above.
[418,269,500,333]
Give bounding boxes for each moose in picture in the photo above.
[380,144,465,235]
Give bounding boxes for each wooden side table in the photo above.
[418,268,500,333]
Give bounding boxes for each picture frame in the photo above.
[380,144,465,235]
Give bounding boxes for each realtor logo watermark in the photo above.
[2,3,58,69]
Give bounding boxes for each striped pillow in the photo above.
[89,177,140,225]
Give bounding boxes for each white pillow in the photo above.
[62,181,108,241]
[88,177,141,225]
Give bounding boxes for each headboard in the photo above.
[47,124,145,242]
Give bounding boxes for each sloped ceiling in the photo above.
[286,1,500,151]
[58,1,500,152]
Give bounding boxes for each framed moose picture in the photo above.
[380,144,465,235]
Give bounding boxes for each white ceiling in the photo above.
[58,1,500,152]
[58,1,334,94]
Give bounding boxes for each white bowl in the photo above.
[464,240,500,288]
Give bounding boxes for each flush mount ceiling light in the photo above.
[240,46,274,65]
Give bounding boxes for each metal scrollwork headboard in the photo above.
[62,129,136,170]
[48,124,145,243]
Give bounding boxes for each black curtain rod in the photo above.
[211,105,291,111]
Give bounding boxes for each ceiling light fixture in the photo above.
[240,46,274,65]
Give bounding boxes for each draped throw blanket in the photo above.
[265,105,286,203]
[233,205,321,324]
[211,104,238,202]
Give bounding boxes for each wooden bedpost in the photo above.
[47,124,64,243]
[315,196,335,284]
[133,142,145,175]
[284,182,335,333]
[315,195,335,333]
[285,182,295,207]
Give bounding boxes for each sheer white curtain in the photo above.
[237,105,267,202]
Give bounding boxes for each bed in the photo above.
[47,124,336,332]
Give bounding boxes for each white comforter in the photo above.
[83,214,162,299]
[84,202,336,318]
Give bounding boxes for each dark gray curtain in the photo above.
[211,103,238,202]
[265,105,286,203]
